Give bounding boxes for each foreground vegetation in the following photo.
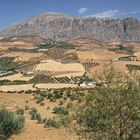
[0,109,25,139]
[31,71,140,139]
[0,67,140,140]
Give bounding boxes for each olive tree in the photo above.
[76,77,140,139]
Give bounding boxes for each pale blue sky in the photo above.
[0,0,140,30]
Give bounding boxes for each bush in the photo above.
[25,90,32,94]
[36,97,44,104]
[59,100,63,105]
[29,108,37,120]
[47,106,50,110]
[76,80,140,139]
[45,118,60,128]
[18,90,24,94]
[59,115,71,127]
[16,108,24,115]
[53,106,69,115]
[0,109,25,138]
[36,113,42,123]
[40,102,45,106]
[42,118,47,124]
[66,102,73,109]
[25,105,29,110]
[63,96,67,100]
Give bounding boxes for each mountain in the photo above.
[0,12,140,42]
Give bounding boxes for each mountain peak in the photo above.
[39,12,72,17]
[0,12,140,43]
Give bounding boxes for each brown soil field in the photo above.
[0,84,35,92]
[0,83,78,92]
[67,38,108,50]
[0,73,34,81]
[88,61,140,78]
[134,52,140,60]
[0,52,44,62]
[0,41,35,50]
[77,51,128,61]
[34,60,85,77]
[35,83,77,89]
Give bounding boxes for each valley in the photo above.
[0,36,140,140]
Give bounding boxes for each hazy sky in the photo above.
[0,0,140,30]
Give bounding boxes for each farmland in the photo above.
[0,37,140,140]
[34,59,85,77]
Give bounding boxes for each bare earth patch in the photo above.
[0,73,34,81]
[0,84,35,92]
[34,59,85,77]
[35,83,77,89]
[0,52,44,62]
[77,51,128,61]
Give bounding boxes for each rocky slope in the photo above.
[0,12,140,42]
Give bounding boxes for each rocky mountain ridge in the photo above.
[0,12,140,43]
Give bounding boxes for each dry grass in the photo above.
[0,52,44,62]
[0,84,35,92]
[134,52,140,60]
[35,83,77,89]
[34,60,85,77]
[0,41,34,50]
[0,73,34,81]
[77,51,128,61]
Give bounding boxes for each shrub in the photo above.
[25,90,32,94]
[47,106,50,110]
[66,102,73,109]
[36,97,44,104]
[59,115,71,127]
[29,108,37,120]
[40,102,45,106]
[16,108,24,115]
[25,105,29,110]
[36,113,42,123]
[0,109,25,138]
[25,100,29,103]
[18,90,24,94]
[42,118,47,124]
[63,96,67,100]
[59,100,63,105]
[76,80,140,139]
[45,118,60,128]
[53,106,69,115]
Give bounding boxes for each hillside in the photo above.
[0,12,140,42]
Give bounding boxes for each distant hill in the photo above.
[0,12,140,43]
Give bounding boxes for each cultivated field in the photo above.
[34,60,85,77]
[0,41,35,51]
[77,51,128,61]
[35,83,77,89]
[0,37,140,140]
[0,84,35,92]
[0,73,34,81]
[0,52,44,62]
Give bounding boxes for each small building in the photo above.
[80,83,86,87]
[80,82,95,88]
